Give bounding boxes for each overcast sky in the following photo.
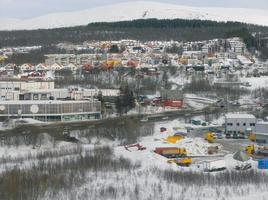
[1,0,268,19]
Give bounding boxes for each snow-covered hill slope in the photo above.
[1,1,268,30]
[0,18,22,29]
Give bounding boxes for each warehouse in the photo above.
[255,122,268,144]
[0,100,101,122]
[225,113,256,135]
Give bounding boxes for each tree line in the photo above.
[1,18,268,47]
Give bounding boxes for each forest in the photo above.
[1,18,268,47]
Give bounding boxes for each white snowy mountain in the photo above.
[1,1,268,30]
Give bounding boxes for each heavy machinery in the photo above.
[205,132,214,143]
[167,157,192,166]
[245,145,255,156]
[155,147,187,158]
[248,133,256,142]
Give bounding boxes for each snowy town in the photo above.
[1,6,268,198]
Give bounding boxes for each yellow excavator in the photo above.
[205,132,214,143]
[245,145,255,156]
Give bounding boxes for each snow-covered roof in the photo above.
[256,121,268,125]
[225,113,256,119]
[255,132,268,136]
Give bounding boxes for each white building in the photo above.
[0,100,101,122]
[255,122,268,144]
[45,54,99,66]
[225,113,256,135]
[0,81,55,101]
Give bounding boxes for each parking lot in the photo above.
[189,126,252,153]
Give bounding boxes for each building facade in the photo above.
[255,122,268,144]
[0,100,101,122]
[225,113,256,135]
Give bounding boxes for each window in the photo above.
[243,123,246,126]
[41,94,47,100]
[33,94,39,100]
[227,123,233,126]
[237,123,240,126]
[14,87,20,91]
[250,123,255,127]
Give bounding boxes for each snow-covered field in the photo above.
[241,76,268,90]
[1,1,268,30]
[0,117,267,200]
[0,118,46,131]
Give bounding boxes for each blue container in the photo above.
[258,159,268,169]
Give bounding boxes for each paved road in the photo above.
[189,127,251,153]
[215,139,252,153]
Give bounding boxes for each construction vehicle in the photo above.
[245,145,255,156]
[205,132,214,143]
[248,133,256,142]
[154,147,187,158]
[168,157,192,166]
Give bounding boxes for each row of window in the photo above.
[227,131,244,134]
[227,123,255,127]
[0,87,20,91]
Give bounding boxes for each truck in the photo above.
[204,159,226,172]
[248,133,256,142]
[245,145,255,156]
[154,147,187,158]
[205,132,214,143]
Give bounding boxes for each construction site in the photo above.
[116,118,268,173]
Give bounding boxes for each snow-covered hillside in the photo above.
[0,18,22,28]
[0,1,268,30]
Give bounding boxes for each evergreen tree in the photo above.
[116,85,136,115]
[109,44,120,53]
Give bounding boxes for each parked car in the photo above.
[238,133,246,139]
[233,133,239,139]
[213,133,223,139]
[209,127,222,133]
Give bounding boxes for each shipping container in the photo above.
[163,100,183,108]
[258,159,268,169]
[154,147,178,155]
[154,147,187,158]
[204,160,226,172]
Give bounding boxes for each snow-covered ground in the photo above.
[1,1,268,30]
[240,76,268,90]
[0,118,46,131]
[115,118,253,171]
[0,117,267,200]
